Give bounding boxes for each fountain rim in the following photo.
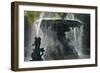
[35,18,83,24]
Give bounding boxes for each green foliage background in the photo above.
[24,11,40,26]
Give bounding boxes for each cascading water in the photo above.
[65,13,83,58]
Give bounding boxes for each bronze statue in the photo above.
[31,37,45,61]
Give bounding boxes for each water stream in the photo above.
[36,12,44,37]
[66,13,83,58]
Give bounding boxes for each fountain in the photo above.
[40,13,84,59]
[31,13,84,60]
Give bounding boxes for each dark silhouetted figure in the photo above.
[31,37,45,61]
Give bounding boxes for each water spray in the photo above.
[36,12,44,37]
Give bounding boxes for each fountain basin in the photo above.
[40,19,82,32]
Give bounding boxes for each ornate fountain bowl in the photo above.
[40,19,82,33]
